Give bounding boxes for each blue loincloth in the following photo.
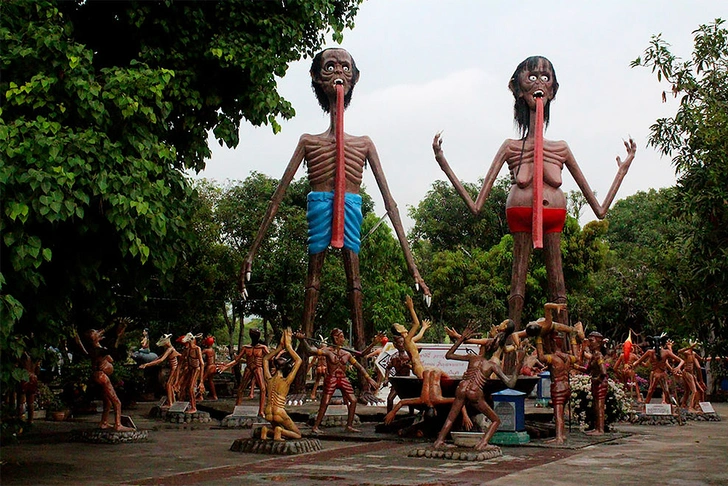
[307,191,363,254]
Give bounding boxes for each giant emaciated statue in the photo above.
[433,56,636,328]
[240,48,431,354]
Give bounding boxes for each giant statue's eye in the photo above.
[343,66,350,72]
[326,65,334,72]
[541,75,549,82]
[528,75,537,82]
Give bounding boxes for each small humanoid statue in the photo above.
[385,300,471,431]
[87,329,133,431]
[298,328,377,434]
[201,336,218,401]
[631,334,684,406]
[307,337,328,400]
[218,328,269,415]
[392,295,432,379]
[582,331,609,435]
[179,333,205,413]
[132,328,158,364]
[140,333,182,406]
[614,340,644,402]
[433,326,524,451]
[259,328,303,441]
[240,48,430,361]
[678,340,703,412]
[17,351,40,423]
[383,334,413,413]
[434,56,636,329]
[525,302,582,443]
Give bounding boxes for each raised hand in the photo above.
[421,319,432,333]
[616,137,637,173]
[239,258,253,300]
[445,326,461,340]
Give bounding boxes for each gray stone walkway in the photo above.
[1,400,726,485]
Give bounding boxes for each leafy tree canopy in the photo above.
[632,18,728,356]
[0,0,361,394]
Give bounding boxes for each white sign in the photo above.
[417,343,481,377]
[374,343,399,378]
[645,403,672,416]
[699,402,715,414]
[325,405,349,416]
[494,401,516,431]
[232,405,259,416]
[168,401,189,413]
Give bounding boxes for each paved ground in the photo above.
[1,399,726,486]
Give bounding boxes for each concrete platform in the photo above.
[1,399,726,485]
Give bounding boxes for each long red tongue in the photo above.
[532,96,544,249]
[331,83,346,249]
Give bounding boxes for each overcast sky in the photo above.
[195,0,724,229]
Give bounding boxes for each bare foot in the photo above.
[113,424,134,432]
[99,421,110,429]
[545,436,565,445]
[186,408,197,414]
[311,427,322,435]
[474,442,499,452]
[345,426,361,433]
[585,430,604,436]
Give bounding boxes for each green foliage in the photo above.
[1,0,361,398]
[409,178,510,253]
[632,19,728,356]
[569,375,632,429]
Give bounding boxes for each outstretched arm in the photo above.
[367,138,431,303]
[284,329,302,385]
[240,138,306,298]
[348,355,377,389]
[140,347,173,369]
[563,138,636,219]
[412,320,431,343]
[263,334,286,381]
[444,328,470,362]
[404,295,421,338]
[445,326,494,346]
[294,331,322,356]
[433,133,509,215]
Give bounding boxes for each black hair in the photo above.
[497,319,516,348]
[508,56,559,138]
[310,48,360,113]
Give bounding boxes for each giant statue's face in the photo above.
[516,58,556,110]
[314,49,357,98]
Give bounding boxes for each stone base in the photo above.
[230,437,322,455]
[683,410,721,422]
[164,410,212,424]
[308,413,360,428]
[70,428,149,444]
[221,414,269,428]
[490,430,530,445]
[408,446,502,461]
[629,412,684,426]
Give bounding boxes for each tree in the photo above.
[217,173,414,343]
[632,18,728,356]
[1,0,362,398]
[409,178,510,253]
